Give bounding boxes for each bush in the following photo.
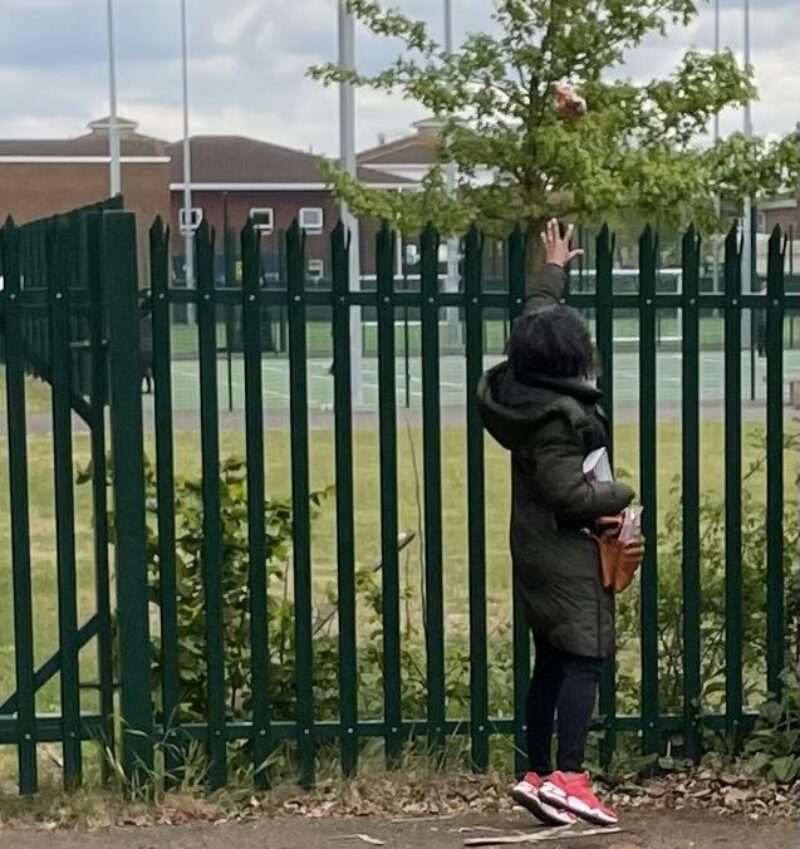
[742,667,800,782]
[90,426,798,780]
[115,457,512,733]
[615,430,800,718]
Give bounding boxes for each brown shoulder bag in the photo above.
[596,536,645,593]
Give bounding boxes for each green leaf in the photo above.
[771,755,800,784]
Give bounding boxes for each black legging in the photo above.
[526,633,603,775]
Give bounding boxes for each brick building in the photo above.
[759,196,799,236]
[357,117,495,186]
[0,116,169,274]
[167,135,412,280]
[0,116,414,282]
[3,115,796,281]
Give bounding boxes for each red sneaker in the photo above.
[538,771,618,826]
[510,772,577,826]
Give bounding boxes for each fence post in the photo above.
[242,221,272,787]
[102,209,154,781]
[464,224,489,771]
[638,225,660,758]
[196,220,228,789]
[83,209,115,781]
[765,226,786,696]
[49,218,82,789]
[150,217,182,785]
[286,221,316,786]
[507,225,529,778]
[375,221,402,767]
[1,217,38,794]
[723,222,743,743]
[330,221,359,776]
[595,225,617,769]
[681,225,702,762]
[420,223,445,758]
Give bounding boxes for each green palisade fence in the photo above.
[0,200,797,793]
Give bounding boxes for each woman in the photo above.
[478,220,641,827]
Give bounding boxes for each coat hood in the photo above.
[477,360,603,451]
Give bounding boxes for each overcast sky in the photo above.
[0,0,797,154]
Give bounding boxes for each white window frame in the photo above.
[249,207,274,234]
[403,243,420,267]
[179,207,203,234]
[299,207,324,235]
[307,258,325,281]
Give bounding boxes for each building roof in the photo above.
[358,118,443,167]
[168,135,414,187]
[0,116,418,187]
[358,133,439,167]
[0,117,167,158]
[759,193,798,211]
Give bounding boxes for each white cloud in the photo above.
[4,0,86,8]
[213,1,265,47]
[0,0,795,155]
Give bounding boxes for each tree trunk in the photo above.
[525,217,548,284]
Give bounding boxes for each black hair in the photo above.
[508,305,595,383]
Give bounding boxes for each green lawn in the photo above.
[172,310,740,356]
[170,314,800,358]
[0,419,796,717]
[0,373,52,416]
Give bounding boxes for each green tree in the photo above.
[311,0,799,265]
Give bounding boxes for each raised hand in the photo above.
[540,218,584,268]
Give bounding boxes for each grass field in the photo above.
[4,347,796,419]
[4,309,799,417]
[170,313,800,358]
[0,417,796,721]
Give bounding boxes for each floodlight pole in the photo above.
[338,0,363,404]
[106,0,121,196]
[181,0,194,293]
[741,0,754,295]
[443,0,460,344]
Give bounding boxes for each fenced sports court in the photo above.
[0,197,798,794]
[156,251,800,416]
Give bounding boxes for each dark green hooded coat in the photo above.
[478,265,634,659]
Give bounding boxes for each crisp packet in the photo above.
[618,506,643,543]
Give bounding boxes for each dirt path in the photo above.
[2,812,796,849]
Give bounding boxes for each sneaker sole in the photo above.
[538,788,618,827]
[510,788,577,827]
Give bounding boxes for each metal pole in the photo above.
[712,0,721,296]
[742,0,753,296]
[223,192,234,412]
[338,0,363,404]
[106,0,121,195]
[444,0,460,347]
[181,0,194,294]
[741,0,756,391]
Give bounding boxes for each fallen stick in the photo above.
[452,826,508,834]
[463,826,623,846]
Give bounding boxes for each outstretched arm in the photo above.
[525,219,584,313]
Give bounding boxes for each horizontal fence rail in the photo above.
[0,202,797,793]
